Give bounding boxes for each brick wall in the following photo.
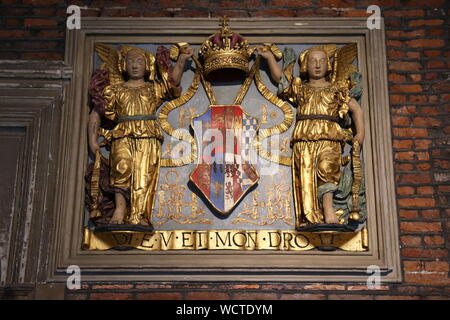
[1,0,448,299]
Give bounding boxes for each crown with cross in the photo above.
[199,17,252,82]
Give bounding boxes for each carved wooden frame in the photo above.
[48,18,400,282]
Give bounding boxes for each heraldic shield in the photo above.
[190,105,260,215]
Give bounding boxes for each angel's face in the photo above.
[307,50,328,80]
[126,50,146,80]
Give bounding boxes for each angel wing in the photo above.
[333,43,358,85]
[94,43,124,86]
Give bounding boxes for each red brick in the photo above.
[399,210,419,219]
[400,222,442,232]
[393,128,428,138]
[396,286,417,294]
[395,163,414,171]
[392,116,411,126]
[339,9,368,17]
[407,39,445,48]
[32,8,56,16]
[269,0,313,5]
[414,139,432,150]
[415,151,430,161]
[20,52,63,59]
[317,0,355,7]
[408,19,444,27]
[408,74,422,82]
[400,235,422,246]
[383,9,424,17]
[303,284,345,290]
[251,8,296,17]
[428,28,445,37]
[230,284,260,289]
[186,292,229,300]
[92,284,134,290]
[328,294,374,300]
[175,10,210,17]
[426,296,450,300]
[24,18,58,27]
[387,40,403,48]
[0,30,31,38]
[231,292,278,300]
[389,94,407,104]
[397,186,415,195]
[434,160,449,170]
[65,293,88,300]
[37,30,64,38]
[389,73,406,82]
[416,186,434,195]
[427,60,446,69]
[388,61,422,71]
[387,29,425,38]
[409,95,427,104]
[23,0,61,4]
[438,185,450,192]
[413,117,442,127]
[280,293,326,300]
[90,293,133,300]
[375,295,420,300]
[419,106,440,115]
[395,151,415,161]
[391,105,416,114]
[424,50,442,57]
[135,284,172,289]
[416,163,431,171]
[404,273,449,286]
[403,0,445,5]
[136,292,182,300]
[346,285,389,291]
[401,248,448,259]
[425,262,449,273]
[391,84,423,93]
[405,51,421,59]
[393,139,413,149]
[423,235,445,246]
[398,198,436,208]
[387,50,405,59]
[401,173,431,184]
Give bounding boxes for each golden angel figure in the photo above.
[86,43,193,231]
[258,44,365,231]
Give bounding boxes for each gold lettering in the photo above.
[294,233,310,249]
[232,232,247,247]
[268,232,281,248]
[182,232,194,247]
[140,233,154,248]
[215,231,231,248]
[160,232,174,247]
[283,232,294,249]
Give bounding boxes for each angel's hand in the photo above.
[256,45,274,60]
[352,133,364,144]
[178,46,194,62]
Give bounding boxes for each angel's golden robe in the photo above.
[281,78,353,225]
[103,81,179,224]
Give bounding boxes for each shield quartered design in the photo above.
[190,105,260,215]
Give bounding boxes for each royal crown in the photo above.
[199,17,252,82]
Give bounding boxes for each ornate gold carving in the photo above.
[155,170,212,226]
[159,68,201,167]
[253,58,294,166]
[232,174,294,226]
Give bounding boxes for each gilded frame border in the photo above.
[49,17,400,282]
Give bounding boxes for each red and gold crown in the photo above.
[199,17,252,82]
